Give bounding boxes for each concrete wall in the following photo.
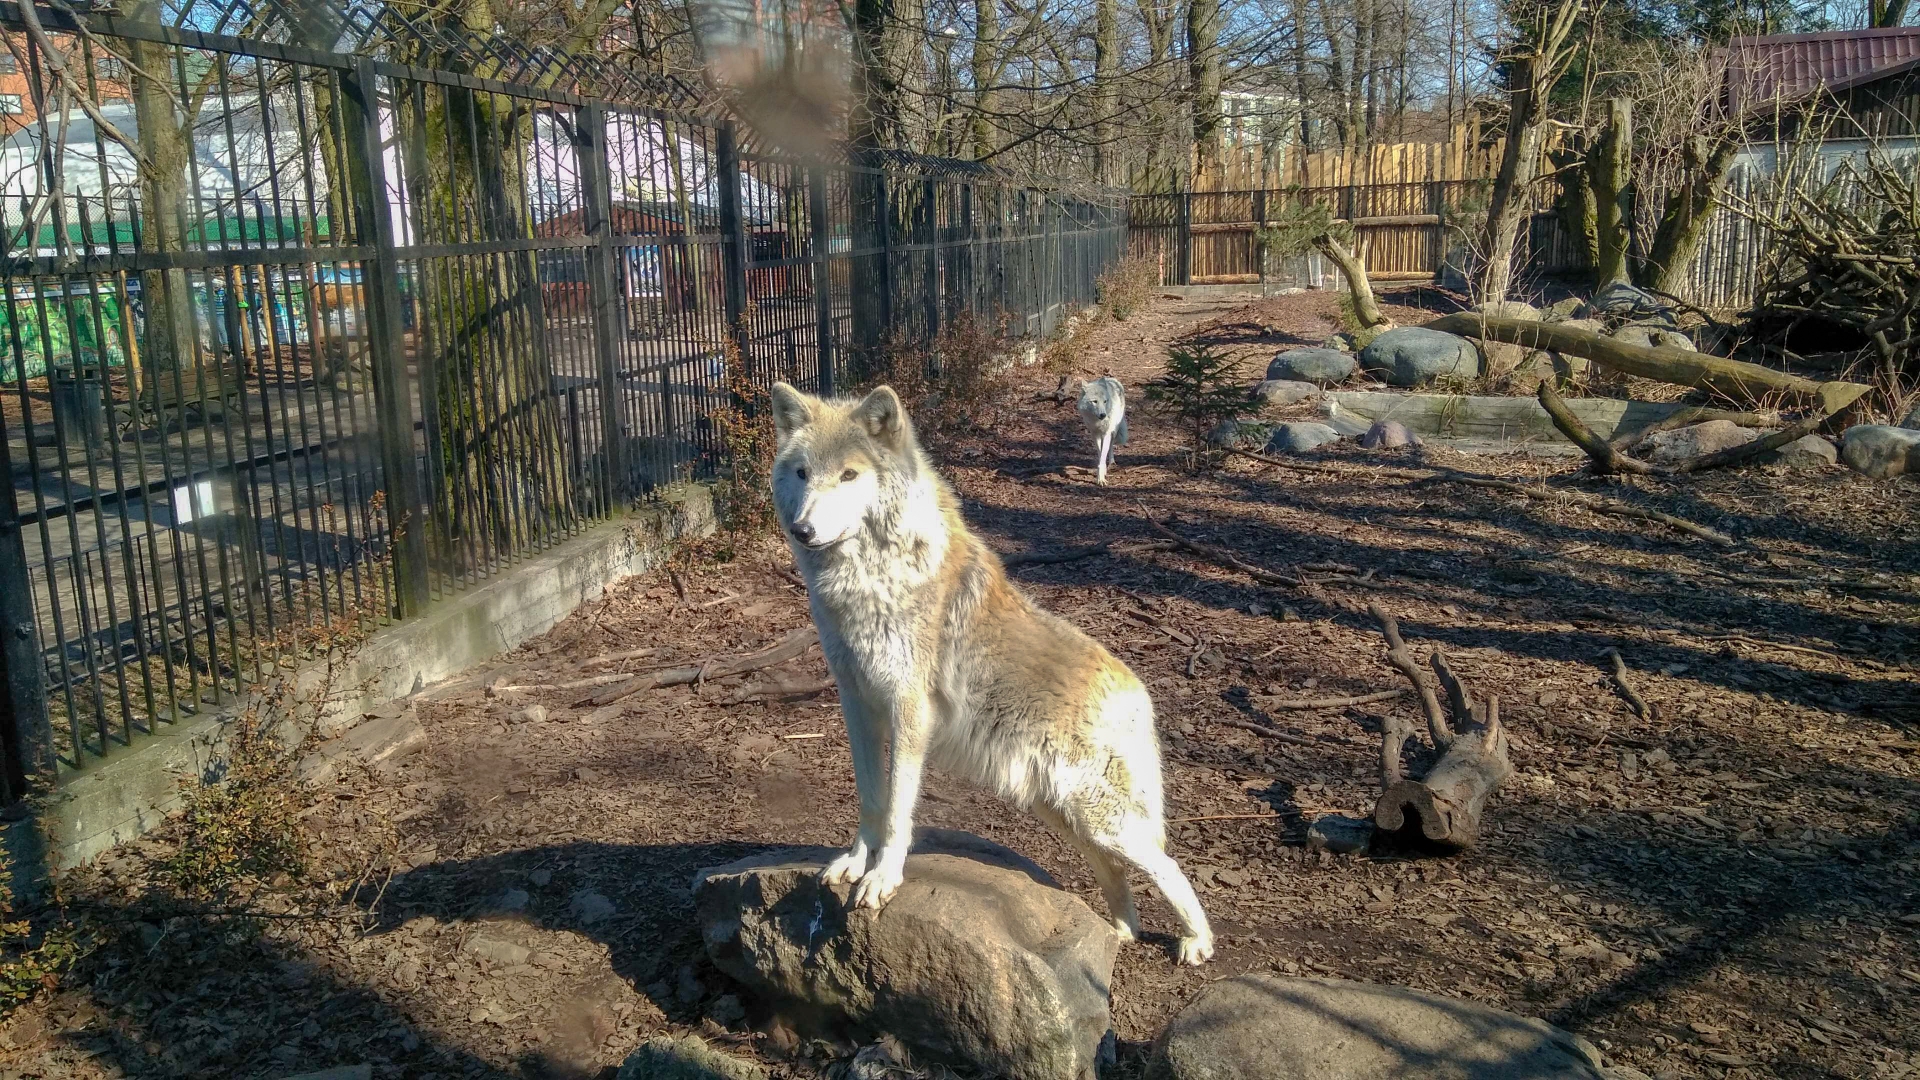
[21,485,715,874]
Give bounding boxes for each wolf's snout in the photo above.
[789,521,817,544]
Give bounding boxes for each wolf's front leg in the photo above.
[851,692,932,910]
[823,689,884,884]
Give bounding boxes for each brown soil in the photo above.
[5,288,1918,1080]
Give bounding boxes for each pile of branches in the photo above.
[1744,153,1920,381]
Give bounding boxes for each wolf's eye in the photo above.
[841,469,858,482]
[795,467,808,480]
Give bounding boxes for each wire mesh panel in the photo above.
[0,7,1127,794]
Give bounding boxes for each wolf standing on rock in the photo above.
[768,381,1215,965]
[1075,376,1128,485]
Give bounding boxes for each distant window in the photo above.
[0,95,23,116]
[0,53,15,74]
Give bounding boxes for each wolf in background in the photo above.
[1074,376,1128,485]
[768,381,1213,965]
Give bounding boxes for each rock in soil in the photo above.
[1582,282,1674,324]
[1267,347,1359,387]
[1644,420,1756,464]
[1611,325,1696,352]
[1306,815,1375,854]
[1475,300,1543,321]
[1359,328,1482,388]
[1145,975,1612,1080]
[1544,297,1585,321]
[1765,433,1838,470]
[1900,400,1920,430]
[1359,420,1421,450]
[1266,422,1344,454]
[1254,379,1323,408]
[1209,419,1275,450]
[1841,424,1920,479]
[617,1035,769,1080]
[693,829,1117,1080]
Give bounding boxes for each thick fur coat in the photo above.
[768,382,1213,965]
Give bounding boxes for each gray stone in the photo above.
[1268,347,1359,386]
[1265,422,1344,454]
[1610,325,1695,352]
[1359,328,1482,387]
[694,830,1117,1080]
[464,935,531,966]
[1253,379,1323,408]
[1544,297,1586,321]
[708,993,747,1027]
[1582,282,1673,322]
[1306,816,1375,854]
[1359,420,1421,450]
[1554,318,1607,336]
[1900,401,1920,430]
[617,1036,768,1080]
[1644,420,1756,464]
[1146,975,1610,1080]
[1766,434,1838,470]
[1208,419,1273,450]
[1475,300,1543,322]
[1841,424,1920,479]
[1323,332,1358,353]
[569,889,616,926]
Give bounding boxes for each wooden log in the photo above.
[578,627,820,707]
[1375,699,1512,850]
[1425,312,1872,417]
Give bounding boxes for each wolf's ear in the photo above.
[769,382,813,441]
[852,385,907,450]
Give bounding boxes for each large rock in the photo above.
[1265,422,1344,454]
[617,1037,768,1080]
[693,831,1117,1080]
[1253,379,1323,408]
[1610,325,1695,352]
[1146,975,1615,1080]
[1359,420,1420,450]
[1268,347,1359,387]
[1544,297,1586,321]
[1475,300,1543,322]
[1644,420,1756,464]
[1481,341,1534,381]
[1841,424,1920,479]
[1208,419,1273,450]
[1581,282,1673,323]
[1900,401,1920,430]
[1359,328,1482,388]
[1767,434,1838,470]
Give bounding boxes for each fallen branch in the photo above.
[580,647,659,668]
[1607,407,1781,451]
[1602,648,1652,720]
[1260,689,1405,710]
[1541,383,1827,477]
[1367,604,1513,850]
[721,676,836,705]
[1139,507,1304,587]
[1000,539,1177,569]
[1214,717,1328,748]
[1538,383,1658,474]
[578,627,821,707]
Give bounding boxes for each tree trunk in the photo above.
[1093,0,1119,183]
[1588,96,1632,287]
[1639,132,1737,296]
[1554,144,1599,271]
[127,22,193,382]
[1186,0,1222,182]
[1870,0,1913,27]
[971,0,1000,159]
[1316,232,1387,329]
[848,0,923,373]
[1475,56,1544,304]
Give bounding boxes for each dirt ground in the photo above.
[6,288,1919,1080]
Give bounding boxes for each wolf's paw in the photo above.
[820,847,868,885]
[850,860,904,910]
[1177,933,1215,966]
[1110,917,1138,943]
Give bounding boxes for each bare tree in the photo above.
[1475,0,1587,303]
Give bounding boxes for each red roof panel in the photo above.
[1720,27,1920,112]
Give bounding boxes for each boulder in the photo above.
[1553,318,1607,336]
[1610,325,1695,352]
[1253,379,1323,408]
[1643,420,1756,465]
[1265,423,1344,454]
[1359,420,1421,450]
[1306,816,1374,854]
[1475,300,1543,322]
[617,1036,768,1080]
[1900,401,1920,430]
[1581,282,1674,323]
[1841,424,1920,479]
[1480,340,1535,381]
[1544,297,1586,321]
[1146,975,1614,1080]
[1766,434,1838,470]
[1208,419,1273,450]
[1359,328,1482,388]
[1268,347,1359,387]
[693,830,1117,1080]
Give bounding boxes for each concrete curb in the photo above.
[20,484,715,874]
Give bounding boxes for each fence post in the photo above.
[576,103,627,509]
[807,164,835,396]
[1176,191,1193,285]
[715,121,753,367]
[341,59,428,618]
[0,453,46,799]
[921,178,939,352]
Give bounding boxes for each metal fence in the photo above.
[0,9,1126,796]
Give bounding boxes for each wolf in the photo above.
[1074,376,1129,485]
[768,381,1214,965]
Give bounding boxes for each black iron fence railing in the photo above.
[0,9,1126,795]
